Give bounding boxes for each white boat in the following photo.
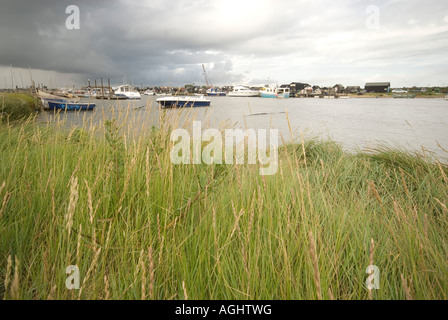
[143,89,155,96]
[228,85,260,97]
[156,96,211,108]
[206,87,226,96]
[444,94,448,100]
[259,87,290,98]
[113,85,141,99]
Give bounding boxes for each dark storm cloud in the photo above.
[1,0,448,87]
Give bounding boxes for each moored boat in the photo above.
[40,98,66,109]
[202,64,226,96]
[206,88,226,96]
[156,96,211,108]
[259,87,290,98]
[143,89,155,96]
[113,85,141,99]
[96,94,128,100]
[72,90,93,98]
[47,100,96,111]
[228,85,259,97]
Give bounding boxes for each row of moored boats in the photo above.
[157,86,292,108]
[207,85,291,98]
[38,84,294,110]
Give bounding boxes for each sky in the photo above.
[0,0,447,88]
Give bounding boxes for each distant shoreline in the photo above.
[347,94,446,99]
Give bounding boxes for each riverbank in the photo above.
[348,93,446,98]
[1,109,447,300]
[0,93,42,121]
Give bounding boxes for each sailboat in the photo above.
[202,64,226,96]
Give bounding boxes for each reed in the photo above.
[0,104,447,300]
[0,93,41,121]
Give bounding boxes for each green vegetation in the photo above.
[0,93,41,121]
[0,108,447,300]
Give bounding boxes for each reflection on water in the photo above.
[36,96,448,160]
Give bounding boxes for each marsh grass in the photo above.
[0,105,447,300]
[0,93,41,121]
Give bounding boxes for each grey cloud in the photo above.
[1,0,447,87]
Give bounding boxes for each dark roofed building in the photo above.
[333,84,345,93]
[346,86,361,93]
[289,82,311,95]
[365,82,391,93]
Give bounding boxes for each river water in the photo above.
[36,96,448,160]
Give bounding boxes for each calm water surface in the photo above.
[37,96,448,159]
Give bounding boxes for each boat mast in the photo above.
[29,65,34,92]
[10,65,14,90]
[202,64,210,88]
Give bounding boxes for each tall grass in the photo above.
[0,105,447,300]
[0,93,41,121]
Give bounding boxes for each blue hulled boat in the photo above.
[206,88,226,96]
[47,101,96,111]
[156,96,211,108]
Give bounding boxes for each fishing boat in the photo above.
[113,85,141,99]
[259,87,290,98]
[156,96,211,108]
[228,85,260,97]
[47,100,96,111]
